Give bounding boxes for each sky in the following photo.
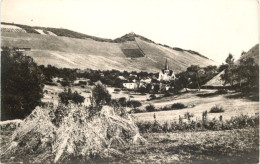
[1,0,259,64]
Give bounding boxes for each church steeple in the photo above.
[165,58,169,70]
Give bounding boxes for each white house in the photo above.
[123,82,138,89]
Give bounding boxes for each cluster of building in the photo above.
[122,59,176,92]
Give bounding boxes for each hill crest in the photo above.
[1,22,217,73]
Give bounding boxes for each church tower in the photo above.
[165,58,169,70]
[158,58,175,81]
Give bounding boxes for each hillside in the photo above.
[236,44,259,65]
[1,23,217,73]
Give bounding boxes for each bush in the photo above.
[164,92,171,97]
[78,81,87,85]
[71,91,85,105]
[146,104,156,112]
[44,81,58,86]
[209,104,224,113]
[1,47,44,120]
[161,106,171,111]
[127,100,142,108]
[118,97,127,106]
[92,82,111,107]
[136,114,259,133]
[58,88,85,105]
[130,108,143,113]
[171,103,186,110]
[184,112,194,120]
[149,94,156,100]
[60,80,70,87]
[114,88,121,92]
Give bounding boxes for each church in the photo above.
[158,58,176,81]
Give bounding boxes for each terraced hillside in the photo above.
[1,23,217,73]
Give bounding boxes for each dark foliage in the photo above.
[126,100,142,108]
[137,114,259,133]
[209,104,224,113]
[92,82,111,107]
[1,47,44,120]
[58,88,85,105]
[146,104,156,112]
[171,103,186,110]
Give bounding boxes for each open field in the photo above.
[117,128,259,163]
[133,90,259,123]
[42,82,259,124]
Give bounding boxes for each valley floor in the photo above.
[133,90,259,123]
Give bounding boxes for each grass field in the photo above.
[117,128,259,164]
[133,90,259,123]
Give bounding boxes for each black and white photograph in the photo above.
[0,0,259,163]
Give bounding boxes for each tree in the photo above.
[221,54,235,86]
[187,65,202,90]
[92,82,111,107]
[58,88,85,105]
[153,84,160,93]
[71,91,85,105]
[1,47,44,120]
[235,57,259,89]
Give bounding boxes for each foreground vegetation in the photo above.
[117,128,259,163]
[1,124,258,163]
[136,114,259,133]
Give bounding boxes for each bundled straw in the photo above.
[1,103,146,163]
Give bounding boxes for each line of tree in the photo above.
[173,65,219,92]
[220,53,259,91]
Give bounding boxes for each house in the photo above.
[118,76,126,80]
[123,82,138,90]
[140,78,152,83]
[158,58,176,81]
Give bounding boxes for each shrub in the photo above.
[79,81,87,85]
[44,81,58,86]
[1,47,44,120]
[146,104,156,112]
[161,106,171,111]
[71,91,85,105]
[60,80,70,87]
[127,100,142,108]
[164,92,171,97]
[118,97,127,106]
[184,112,194,120]
[130,108,143,113]
[210,104,224,113]
[171,103,186,110]
[58,88,85,105]
[136,114,259,133]
[114,88,121,92]
[92,82,111,107]
[149,94,156,100]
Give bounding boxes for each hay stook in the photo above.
[1,103,146,163]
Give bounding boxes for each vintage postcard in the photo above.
[0,0,259,163]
